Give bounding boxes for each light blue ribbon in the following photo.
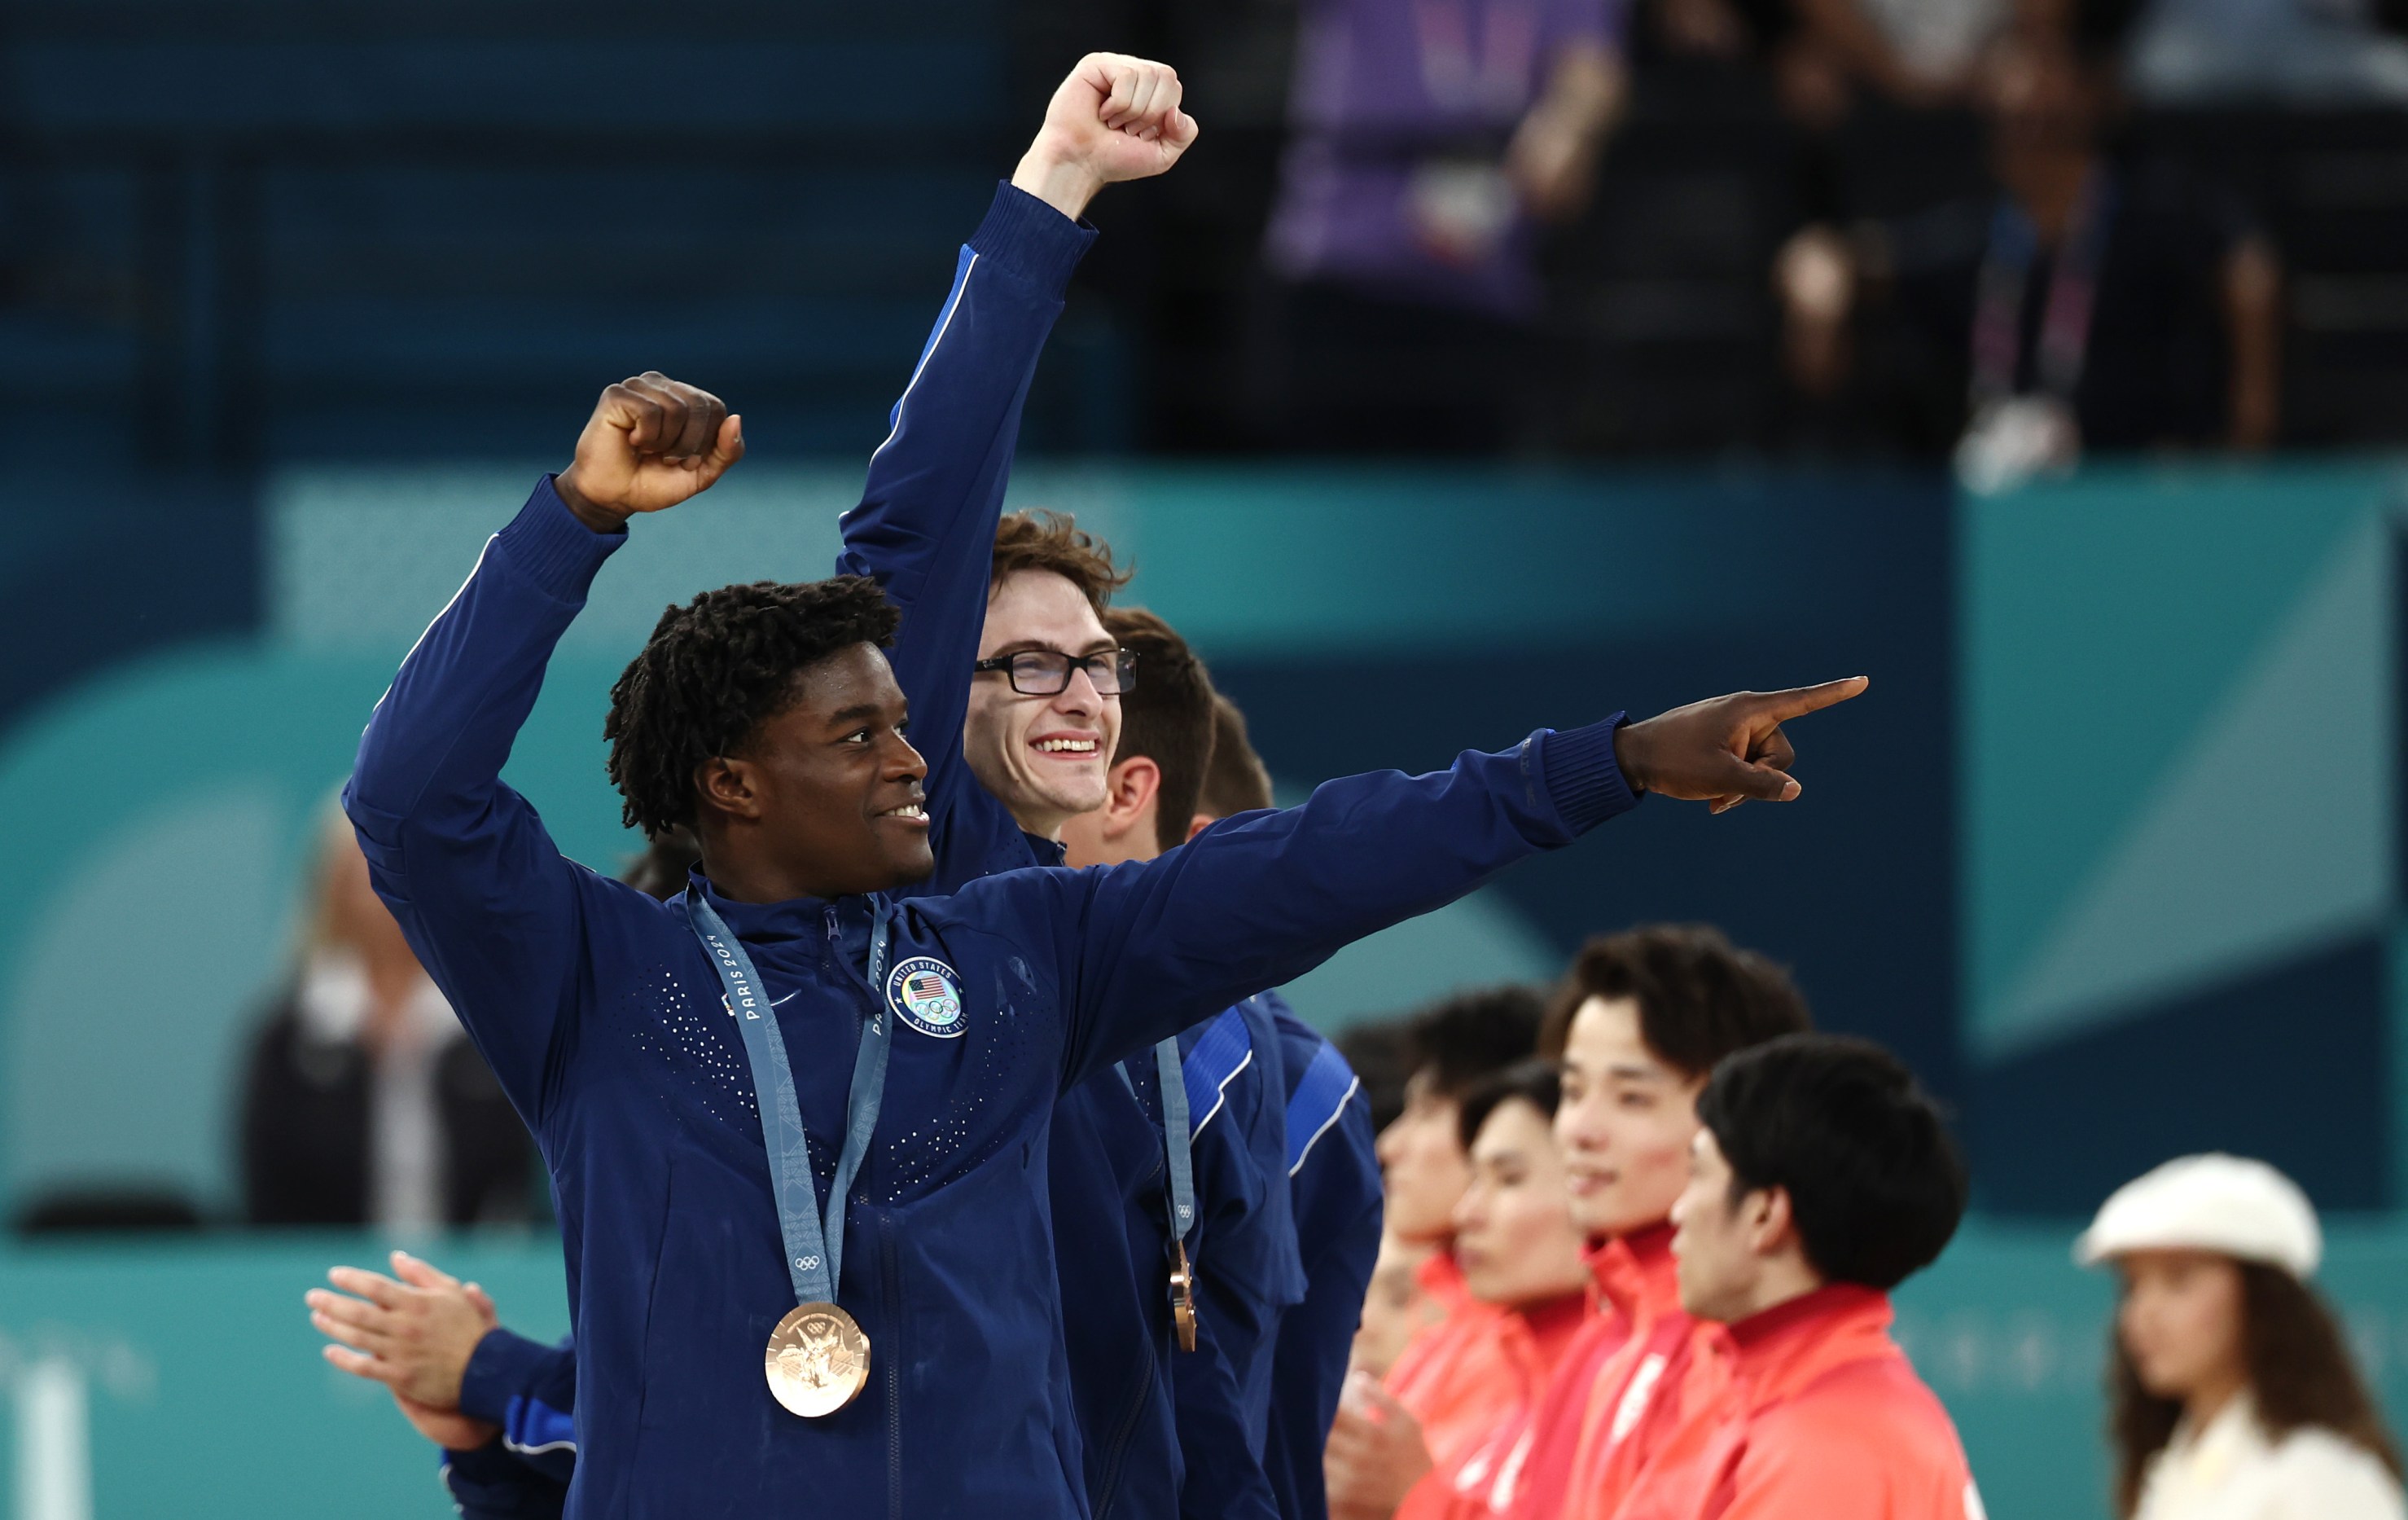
[686,889,892,1306]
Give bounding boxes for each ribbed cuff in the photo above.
[493,476,625,603]
[1540,714,1641,834]
[972,182,1099,298]
[458,1327,562,1429]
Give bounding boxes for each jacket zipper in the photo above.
[878,1211,905,1520]
[1092,1083,1169,1520]
[1088,1318,1160,1520]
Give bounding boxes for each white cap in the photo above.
[2074,1153,2322,1277]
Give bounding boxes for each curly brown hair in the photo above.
[990,511,1131,615]
[2110,1259,2404,1516]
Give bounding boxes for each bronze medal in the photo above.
[765,1302,873,1417]
[1169,1241,1199,1353]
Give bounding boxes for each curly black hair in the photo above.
[604,576,901,837]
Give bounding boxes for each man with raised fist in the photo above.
[340,59,1861,1519]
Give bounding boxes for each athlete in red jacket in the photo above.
[1504,928,1811,1520]
[1624,1034,1982,1520]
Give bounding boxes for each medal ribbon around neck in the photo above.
[684,888,893,1412]
[1149,1039,1200,1349]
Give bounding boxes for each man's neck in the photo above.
[1997,146,2095,244]
[696,837,851,906]
[1727,1254,1827,1324]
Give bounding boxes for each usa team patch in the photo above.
[885,956,967,1039]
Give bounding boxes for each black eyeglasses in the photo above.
[972,648,1138,696]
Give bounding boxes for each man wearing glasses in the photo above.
[845,496,1303,1520]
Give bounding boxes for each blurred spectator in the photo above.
[1255,0,1626,450]
[1776,4,2282,484]
[1638,0,1999,127]
[239,806,534,1228]
[1325,1060,1592,1520]
[2129,0,2408,103]
[2077,1154,2406,1519]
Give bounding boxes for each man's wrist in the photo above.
[1610,718,1652,796]
[1010,138,1107,222]
[551,468,632,535]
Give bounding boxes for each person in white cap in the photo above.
[2077,1153,2406,1520]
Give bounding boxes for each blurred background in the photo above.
[2,0,2406,1511]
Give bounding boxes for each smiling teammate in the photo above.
[347,323,1858,1513]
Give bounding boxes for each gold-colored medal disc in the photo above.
[765,1302,872,1418]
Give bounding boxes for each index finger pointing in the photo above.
[1755,675,1869,723]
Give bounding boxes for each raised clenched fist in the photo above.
[1011,54,1200,221]
[553,371,745,531]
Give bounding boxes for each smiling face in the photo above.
[963,570,1122,841]
[700,642,934,898]
[1452,1096,1592,1308]
[1554,995,1706,1239]
[2117,1250,2248,1404]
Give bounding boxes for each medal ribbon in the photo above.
[1969,168,2116,409]
[1153,1038,1197,1242]
[686,888,893,1307]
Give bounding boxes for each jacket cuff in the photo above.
[972,182,1099,298]
[440,1441,562,1517]
[1539,714,1641,834]
[493,476,625,603]
[458,1327,560,1429]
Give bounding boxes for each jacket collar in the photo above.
[1719,1283,1898,1403]
[689,871,879,958]
[1419,1246,1479,1316]
[1588,1221,1682,1321]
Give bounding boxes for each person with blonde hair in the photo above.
[2078,1153,2406,1520]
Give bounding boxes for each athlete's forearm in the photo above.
[343,478,621,1112]
[348,478,620,830]
[1046,718,1638,1079]
[836,185,1094,771]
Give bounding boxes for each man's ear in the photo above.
[1186,812,1217,842]
[1106,756,1162,840]
[695,757,765,822]
[1748,1184,1796,1258]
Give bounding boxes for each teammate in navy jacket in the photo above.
[1056,607,1308,1519]
[344,113,1862,1520]
[1195,696,1388,1520]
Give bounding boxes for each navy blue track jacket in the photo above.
[824,184,1291,1520]
[422,184,1294,1520]
[1262,1008,1384,1520]
[346,255,1640,1520]
[441,1329,577,1516]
